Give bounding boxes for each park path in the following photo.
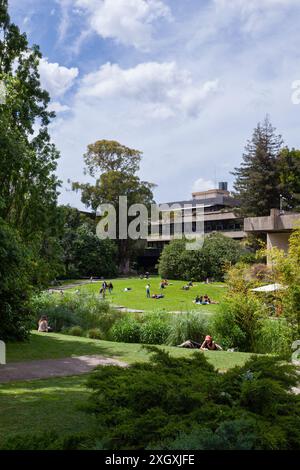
[0,355,128,384]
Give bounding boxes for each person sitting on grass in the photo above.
[38,316,52,333]
[178,335,222,351]
[200,335,222,351]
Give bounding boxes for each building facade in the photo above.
[142,182,245,268]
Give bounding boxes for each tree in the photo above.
[158,233,244,281]
[232,116,283,217]
[58,206,118,278]
[73,140,155,273]
[277,148,300,211]
[0,218,32,341]
[0,1,62,286]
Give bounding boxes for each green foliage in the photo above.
[31,292,119,333]
[140,315,170,345]
[110,317,142,343]
[68,326,84,337]
[157,419,259,450]
[159,233,244,281]
[0,5,62,286]
[0,218,33,341]
[213,293,264,351]
[87,328,104,340]
[58,206,118,278]
[85,349,300,450]
[254,318,294,355]
[167,312,210,346]
[232,116,283,217]
[72,139,155,273]
[0,431,87,450]
[233,117,300,217]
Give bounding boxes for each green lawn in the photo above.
[68,276,227,313]
[1,332,254,447]
[7,331,252,370]
[0,375,96,445]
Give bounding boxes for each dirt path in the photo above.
[0,355,128,384]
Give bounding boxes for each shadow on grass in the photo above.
[0,374,96,446]
[6,332,148,364]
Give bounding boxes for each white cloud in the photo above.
[73,0,171,50]
[78,61,219,118]
[48,101,71,113]
[39,58,79,98]
[213,0,297,35]
[192,178,215,193]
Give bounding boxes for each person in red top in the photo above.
[200,335,222,351]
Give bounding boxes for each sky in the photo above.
[8,0,300,209]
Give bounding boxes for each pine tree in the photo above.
[232,116,283,217]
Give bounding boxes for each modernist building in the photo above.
[244,208,300,263]
[141,182,245,268]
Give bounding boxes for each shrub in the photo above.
[140,317,171,345]
[213,294,264,351]
[167,312,210,346]
[110,317,141,343]
[254,318,294,355]
[159,233,245,281]
[157,419,260,450]
[87,328,103,340]
[68,326,84,337]
[84,348,300,450]
[31,292,120,334]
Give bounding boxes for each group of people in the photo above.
[194,294,218,305]
[178,335,222,351]
[160,279,169,289]
[99,281,114,299]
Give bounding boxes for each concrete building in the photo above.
[141,182,244,268]
[244,209,300,261]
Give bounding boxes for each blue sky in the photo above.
[8,0,300,209]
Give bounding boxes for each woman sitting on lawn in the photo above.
[38,316,52,333]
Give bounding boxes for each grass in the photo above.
[68,276,227,313]
[1,332,253,447]
[0,375,95,445]
[7,331,253,370]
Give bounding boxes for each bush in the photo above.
[167,312,210,346]
[31,292,120,334]
[254,318,294,355]
[68,326,84,337]
[213,294,264,351]
[110,317,141,343]
[140,316,170,345]
[158,233,245,281]
[84,348,300,450]
[87,328,103,340]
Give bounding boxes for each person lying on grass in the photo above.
[178,335,222,351]
[152,293,164,299]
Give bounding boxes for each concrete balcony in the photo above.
[244,209,300,233]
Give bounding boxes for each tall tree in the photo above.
[0,0,61,285]
[73,140,155,273]
[232,116,283,217]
